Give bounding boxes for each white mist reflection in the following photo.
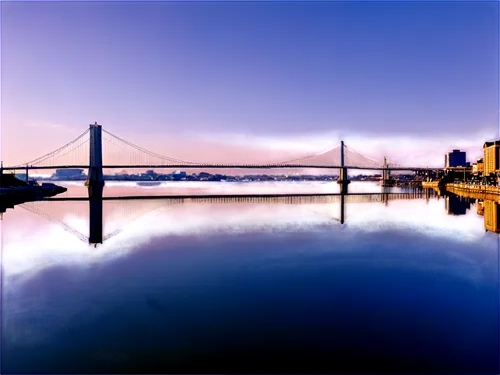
[2,225,89,271]
[64,216,89,238]
[2,204,328,272]
[107,204,328,245]
[347,199,486,241]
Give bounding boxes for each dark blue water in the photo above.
[1,184,499,373]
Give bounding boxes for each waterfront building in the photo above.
[483,141,500,176]
[52,169,85,180]
[472,158,484,175]
[477,158,484,174]
[445,150,466,168]
[173,171,187,180]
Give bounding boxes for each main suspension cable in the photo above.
[344,145,381,166]
[102,129,200,165]
[18,128,90,167]
[276,144,341,165]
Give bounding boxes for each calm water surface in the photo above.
[1,182,499,373]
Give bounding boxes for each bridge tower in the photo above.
[85,122,104,193]
[337,141,350,194]
[382,156,392,187]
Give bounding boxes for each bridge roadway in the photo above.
[41,192,429,203]
[5,164,428,171]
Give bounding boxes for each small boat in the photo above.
[137,181,162,187]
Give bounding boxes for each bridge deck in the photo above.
[5,164,427,171]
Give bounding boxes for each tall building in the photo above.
[472,158,484,175]
[483,141,500,176]
[445,150,466,167]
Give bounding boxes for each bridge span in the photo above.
[3,164,427,172]
[2,122,435,192]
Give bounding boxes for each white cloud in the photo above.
[185,127,495,167]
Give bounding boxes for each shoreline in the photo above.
[0,183,68,213]
[444,183,500,201]
[445,183,500,194]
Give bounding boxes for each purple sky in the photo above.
[1,1,498,167]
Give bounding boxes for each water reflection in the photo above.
[5,183,454,285]
[441,186,500,233]
[2,183,498,374]
[2,184,495,280]
[19,187,435,246]
[445,194,470,215]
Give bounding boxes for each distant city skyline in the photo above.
[1,1,498,167]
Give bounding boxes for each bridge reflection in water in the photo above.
[89,186,103,244]
[12,188,438,246]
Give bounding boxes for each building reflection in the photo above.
[482,200,500,233]
[445,194,470,215]
[477,201,484,216]
[443,190,500,233]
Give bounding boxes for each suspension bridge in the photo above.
[16,190,438,246]
[2,123,432,194]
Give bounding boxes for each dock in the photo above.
[422,180,445,189]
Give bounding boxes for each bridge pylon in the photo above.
[337,140,350,194]
[85,122,105,191]
[382,156,393,187]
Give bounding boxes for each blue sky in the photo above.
[1,1,498,166]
